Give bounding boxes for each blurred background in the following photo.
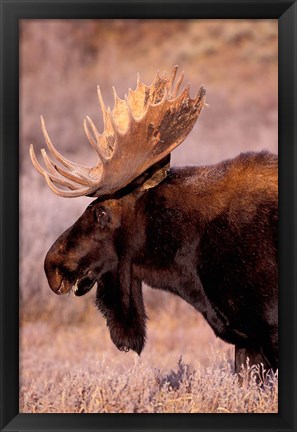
[20,19,278,413]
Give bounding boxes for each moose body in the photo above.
[44,151,278,372]
[30,67,278,372]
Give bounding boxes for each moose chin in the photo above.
[30,66,278,373]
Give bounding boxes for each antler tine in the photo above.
[40,116,75,170]
[124,94,134,128]
[97,85,106,112]
[171,70,185,99]
[84,116,108,162]
[168,65,178,96]
[41,116,99,184]
[194,85,207,105]
[41,150,84,189]
[43,171,92,198]
[41,148,91,187]
[97,85,114,132]
[40,148,61,175]
[112,86,118,104]
[136,72,140,86]
[30,144,83,190]
[97,86,120,156]
[153,69,161,84]
[40,116,91,173]
[30,144,50,177]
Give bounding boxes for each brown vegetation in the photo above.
[20,19,278,413]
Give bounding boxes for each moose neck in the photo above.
[89,155,171,201]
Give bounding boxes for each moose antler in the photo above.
[30,66,206,197]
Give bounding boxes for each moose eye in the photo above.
[95,207,109,228]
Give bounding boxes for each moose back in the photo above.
[30,67,278,373]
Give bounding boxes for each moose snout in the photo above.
[44,250,72,295]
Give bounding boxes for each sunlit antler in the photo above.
[30,66,206,197]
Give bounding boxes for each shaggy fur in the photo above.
[44,151,278,372]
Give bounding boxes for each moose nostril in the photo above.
[44,256,63,289]
[49,269,63,291]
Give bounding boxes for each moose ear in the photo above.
[95,266,147,355]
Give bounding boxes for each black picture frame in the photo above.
[0,1,296,431]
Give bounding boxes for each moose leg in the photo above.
[259,325,278,371]
[235,346,271,374]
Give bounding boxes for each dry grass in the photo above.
[19,279,278,413]
[20,19,278,413]
[20,315,278,413]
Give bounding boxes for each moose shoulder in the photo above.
[30,67,278,373]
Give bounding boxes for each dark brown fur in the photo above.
[45,151,278,372]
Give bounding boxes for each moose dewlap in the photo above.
[30,66,278,373]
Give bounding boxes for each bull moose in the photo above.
[30,66,278,373]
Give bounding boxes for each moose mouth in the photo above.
[53,273,98,296]
[71,276,97,296]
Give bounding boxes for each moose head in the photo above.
[30,67,278,371]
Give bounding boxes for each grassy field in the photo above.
[20,290,278,413]
[20,19,278,413]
